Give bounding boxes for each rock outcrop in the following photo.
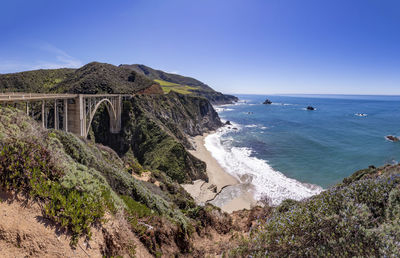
[386,135,399,142]
[263,99,272,104]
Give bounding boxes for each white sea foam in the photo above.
[204,126,323,205]
[271,103,294,106]
[214,107,234,112]
[245,124,257,128]
[355,113,368,117]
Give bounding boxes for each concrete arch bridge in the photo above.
[0,93,132,137]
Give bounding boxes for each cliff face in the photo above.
[134,91,222,139]
[90,92,222,183]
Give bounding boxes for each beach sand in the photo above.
[182,133,257,213]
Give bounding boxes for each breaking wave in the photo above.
[204,125,323,205]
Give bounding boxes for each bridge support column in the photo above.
[63,99,68,132]
[67,95,85,137]
[41,101,46,128]
[54,100,58,130]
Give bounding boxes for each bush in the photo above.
[0,140,62,192]
[233,174,400,257]
[0,140,108,246]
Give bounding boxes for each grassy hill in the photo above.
[0,62,163,95]
[55,62,162,94]
[0,68,75,93]
[120,64,238,104]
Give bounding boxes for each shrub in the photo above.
[232,175,400,256]
[0,140,62,192]
[0,140,108,246]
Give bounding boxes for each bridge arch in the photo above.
[85,98,118,138]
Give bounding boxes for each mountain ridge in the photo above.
[120,64,238,104]
[0,62,238,104]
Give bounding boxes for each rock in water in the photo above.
[306,106,315,111]
[263,99,272,104]
[386,135,399,142]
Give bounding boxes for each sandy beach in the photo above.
[182,133,257,213]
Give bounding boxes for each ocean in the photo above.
[206,94,400,205]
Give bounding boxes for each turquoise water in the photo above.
[215,94,400,190]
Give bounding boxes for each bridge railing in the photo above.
[0,93,79,102]
[0,93,132,102]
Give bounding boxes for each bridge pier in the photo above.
[63,99,68,132]
[54,100,58,130]
[41,101,46,128]
[67,95,85,137]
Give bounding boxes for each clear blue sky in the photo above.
[1,0,400,95]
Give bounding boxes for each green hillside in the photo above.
[155,79,200,94]
[120,64,238,104]
[0,62,162,95]
[0,68,75,93]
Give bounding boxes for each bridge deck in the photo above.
[0,93,131,102]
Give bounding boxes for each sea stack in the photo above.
[263,98,272,104]
[386,135,399,142]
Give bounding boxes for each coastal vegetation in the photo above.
[0,68,74,93]
[154,79,200,95]
[0,106,232,255]
[0,62,399,256]
[232,164,400,256]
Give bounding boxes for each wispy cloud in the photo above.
[33,43,82,69]
[0,43,82,73]
[167,70,180,74]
